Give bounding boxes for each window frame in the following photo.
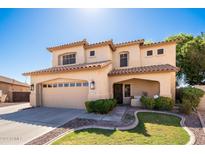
[70,83,75,87]
[76,83,82,87]
[157,48,164,55]
[89,50,95,57]
[83,82,89,87]
[47,84,52,88]
[120,52,128,67]
[146,50,153,56]
[43,84,47,88]
[53,84,57,88]
[58,83,63,87]
[124,84,131,97]
[64,83,69,87]
[61,53,76,65]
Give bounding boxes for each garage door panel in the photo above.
[42,87,88,109]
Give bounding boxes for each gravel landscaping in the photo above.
[26,107,205,145]
[189,111,205,144]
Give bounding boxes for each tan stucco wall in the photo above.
[30,64,112,108]
[52,45,85,66]
[52,45,113,67]
[112,44,141,68]
[85,46,112,63]
[0,81,29,102]
[140,43,176,66]
[109,71,175,100]
[29,41,177,108]
[52,43,176,69]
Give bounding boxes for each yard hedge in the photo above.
[177,87,204,114]
[85,99,117,114]
[140,96,174,111]
[155,96,174,111]
[140,96,155,109]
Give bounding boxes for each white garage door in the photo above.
[42,82,89,109]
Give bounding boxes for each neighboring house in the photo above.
[23,39,179,109]
[0,75,30,102]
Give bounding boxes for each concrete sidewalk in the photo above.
[78,106,127,122]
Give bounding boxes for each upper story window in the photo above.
[120,53,128,67]
[62,53,76,65]
[146,50,153,56]
[90,51,95,57]
[157,48,164,55]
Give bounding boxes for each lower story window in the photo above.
[47,84,52,88]
[83,82,89,87]
[58,83,63,87]
[76,83,82,87]
[64,83,69,87]
[147,50,153,56]
[124,84,131,97]
[43,84,47,88]
[70,83,75,87]
[53,84,57,88]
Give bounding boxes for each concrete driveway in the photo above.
[0,103,85,145]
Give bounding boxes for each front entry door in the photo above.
[113,84,123,104]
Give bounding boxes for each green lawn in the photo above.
[52,112,190,145]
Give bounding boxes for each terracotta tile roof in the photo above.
[47,39,88,52]
[140,39,181,48]
[46,38,180,52]
[85,39,116,51]
[0,75,29,87]
[47,39,146,52]
[114,39,144,48]
[108,64,179,76]
[23,60,112,76]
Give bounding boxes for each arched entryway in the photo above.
[113,78,160,104]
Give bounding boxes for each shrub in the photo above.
[178,87,204,114]
[140,96,155,109]
[85,99,117,114]
[155,96,174,111]
[179,99,193,115]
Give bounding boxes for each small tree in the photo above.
[166,33,205,85]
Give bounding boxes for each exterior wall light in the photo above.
[90,81,95,90]
[30,84,34,91]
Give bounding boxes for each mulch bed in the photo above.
[26,107,205,145]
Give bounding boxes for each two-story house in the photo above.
[23,39,179,109]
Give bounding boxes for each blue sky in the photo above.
[0,8,205,83]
